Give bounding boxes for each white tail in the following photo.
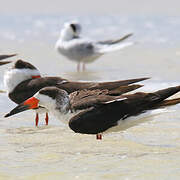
[98,42,134,54]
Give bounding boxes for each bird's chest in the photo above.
[52,109,80,125]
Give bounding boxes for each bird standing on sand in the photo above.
[5,85,180,140]
[4,59,148,126]
[55,21,133,71]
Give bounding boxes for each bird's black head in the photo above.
[70,24,77,33]
[69,22,81,36]
[13,59,38,70]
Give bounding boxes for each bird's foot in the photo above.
[96,134,102,140]
[35,113,39,126]
[45,112,49,125]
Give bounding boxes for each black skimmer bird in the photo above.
[0,54,17,66]
[5,85,180,140]
[4,59,149,126]
[55,21,133,71]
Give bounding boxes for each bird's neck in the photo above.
[60,28,74,41]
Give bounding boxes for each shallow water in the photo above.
[1,15,180,179]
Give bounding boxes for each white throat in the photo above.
[35,93,70,123]
[4,68,40,93]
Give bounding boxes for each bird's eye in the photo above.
[70,24,76,32]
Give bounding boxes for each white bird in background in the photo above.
[55,21,134,72]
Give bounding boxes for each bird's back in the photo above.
[56,38,102,63]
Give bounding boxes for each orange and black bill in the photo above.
[4,97,39,118]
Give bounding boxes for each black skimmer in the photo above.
[55,21,133,71]
[0,54,17,66]
[4,59,149,126]
[5,85,180,140]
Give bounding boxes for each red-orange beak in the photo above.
[4,97,39,118]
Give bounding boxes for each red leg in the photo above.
[96,134,102,140]
[35,113,39,127]
[45,112,49,125]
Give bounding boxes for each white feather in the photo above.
[97,42,134,54]
[102,97,127,104]
[106,109,169,133]
[4,68,40,93]
[34,93,71,124]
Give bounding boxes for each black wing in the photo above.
[0,54,17,66]
[0,54,17,60]
[9,76,148,104]
[69,86,180,134]
[69,89,126,111]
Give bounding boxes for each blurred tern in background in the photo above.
[55,21,133,72]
